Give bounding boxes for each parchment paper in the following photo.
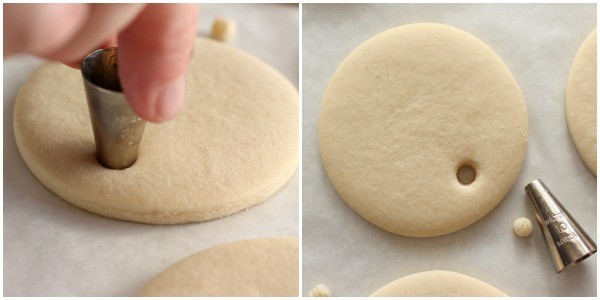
[302,4,596,297]
[3,4,298,296]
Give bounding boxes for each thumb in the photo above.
[117,4,199,122]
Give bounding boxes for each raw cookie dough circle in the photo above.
[138,237,299,296]
[566,29,597,175]
[370,270,507,296]
[14,38,298,224]
[319,23,527,237]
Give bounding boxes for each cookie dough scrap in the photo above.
[308,283,332,297]
[14,37,298,224]
[138,237,299,296]
[566,29,597,175]
[370,270,507,297]
[319,23,528,237]
[513,217,533,237]
[211,17,237,42]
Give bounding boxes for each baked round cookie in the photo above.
[138,237,299,296]
[14,38,298,224]
[319,23,527,237]
[566,29,597,175]
[370,270,506,296]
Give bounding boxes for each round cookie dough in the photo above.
[138,237,299,296]
[318,23,527,237]
[370,270,507,297]
[566,29,597,175]
[14,38,298,224]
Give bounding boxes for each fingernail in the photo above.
[154,76,185,122]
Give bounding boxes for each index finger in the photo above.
[117,4,199,122]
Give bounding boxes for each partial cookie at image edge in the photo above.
[370,270,507,297]
[566,29,597,176]
[137,237,299,296]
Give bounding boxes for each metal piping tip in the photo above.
[525,179,597,273]
[81,47,146,170]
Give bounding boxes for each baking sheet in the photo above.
[3,4,298,296]
[302,4,597,297]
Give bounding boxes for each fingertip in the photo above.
[64,61,81,69]
[122,86,157,122]
[155,76,185,122]
[124,80,185,124]
[117,4,196,123]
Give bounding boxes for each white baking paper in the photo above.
[302,3,596,297]
[3,4,299,296]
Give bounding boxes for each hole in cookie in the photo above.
[457,164,477,185]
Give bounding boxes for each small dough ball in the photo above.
[308,284,331,297]
[513,217,533,237]
[211,17,236,42]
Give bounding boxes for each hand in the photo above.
[4,4,199,122]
